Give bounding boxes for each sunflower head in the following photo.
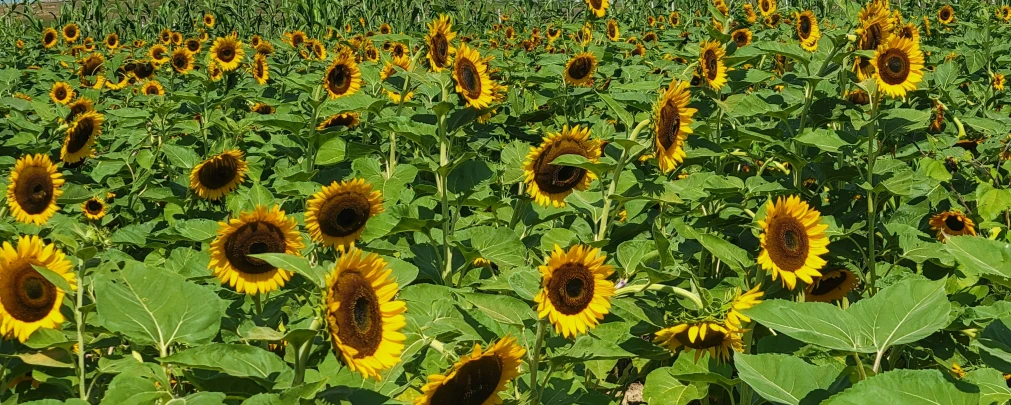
[724,285,764,330]
[523,125,601,207]
[415,336,526,405]
[208,60,224,82]
[796,10,820,52]
[0,236,77,342]
[142,80,165,96]
[170,31,183,45]
[699,40,727,91]
[653,321,743,362]
[149,44,169,63]
[873,34,925,99]
[606,19,620,41]
[306,178,383,250]
[757,195,830,290]
[317,112,361,131]
[62,111,104,164]
[732,28,752,48]
[105,33,119,49]
[323,54,363,99]
[535,245,615,338]
[805,269,859,302]
[452,44,495,109]
[938,5,955,24]
[6,154,65,225]
[653,80,697,173]
[50,82,75,105]
[185,38,201,53]
[62,23,80,42]
[209,205,304,295]
[993,73,1006,92]
[759,0,777,16]
[379,23,392,35]
[585,0,609,18]
[189,150,248,200]
[252,54,269,85]
[170,48,194,74]
[160,28,172,44]
[43,28,59,48]
[204,13,215,28]
[425,14,457,72]
[82,197,106,221]
[563,52,597,87]
[929,210,976,241]
[66,97,94,122]
[210,34,245,72]
[251,102,274,115]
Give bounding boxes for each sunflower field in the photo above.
[2,0,1011,403]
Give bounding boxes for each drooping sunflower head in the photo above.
[724,285,764,330]
[759,0,777,16]
[203,13,215,28]
[731,28,752,48]
[586,0,609,18]
[653,321,743,363]
[606,19,620,41]
[452,44,495,109]
[306,178,383,250]
[43,28,59,48]
[252,53,269,85]
[62,111,104,164]
[415,338,525,405]
[141,80,165,96]
[62,23,80,42]
[82,197,106,221]
[185,38,201,54]
[210,34,245,72]
[159,28,172,44]
[796,10,820,52]
[425,14,457,72]
[170,47,194,74]
[652,80,697,174]
[50,82,74,105]
[325,248,406,380]
[317,112,361,131]
[105,33,119,49]
[323,54,363,99]
[938,5,955,24]
[209,205,304,295]
[535,244,615,338]
[757,195,830,290]
[805,269,859,302]
[6,154,65,225]
[563,52,597,87]
[699,40,727,91]
[149,44,169,64]
[0,236,77,343]
[523,125,601,208]
[66,97,94,122]
[929,210,976,241]
[873,34,925,99]
[189,149,248,200]
[251,102,274,115]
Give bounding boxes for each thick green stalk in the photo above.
[437,83,453,284]
[866,91,880,295]
[528,319,547,405]
[596,119,651,241]
[292,317,321,386]
[75,270,86,401]
[614,282,704,310]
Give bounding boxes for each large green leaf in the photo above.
[743,300,870,352]
[735,353,843,405]
[641,367,705,405]
[460,292,535,326]
[822,369,977,405]
[848,278,951,352]
[160,344,293,390]
[945,236,1011,280]
[467,226,527,268]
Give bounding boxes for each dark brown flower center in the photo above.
[941,8,951,21]
[766,215,809,272]
[733,32,748,46]
[14,167,55,215]
[327,63,352,95]
[66,117,95,154]
[218,45,236,62]
[533,139,589,195]
[331,270,383,358]
[223,220,286,274]
[44,32,56,44]
[145,84,160,95]
[172,53,189,70]
[799,16,812,38]
[428,355,504,405]
[431,33,449,67]
[457,58,482,99]
[945,215,965,231]
[85,199,103,214]
[809,271,849,296]
[198,153,240,190]
[186,40,200,53]
[546,263,595,315]
[567,56,592,80]
[703,50,719,80]
[877,48,910,85]
[317,191,370,237]
[674,326,727,349]
[0,262,58,323]
[55,87,67,100]
[658,99,682,150]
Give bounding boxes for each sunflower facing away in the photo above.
[725,285,763,330]
[210,34,245,72]
[82,197,106,221]
[586,0,609,18]
[452,44,495,109]
[62,23,80,43]
[42,28,59,48]
[415,336,525,405]
[523,125,601,207]
[929,210,976,240]
[563,52,597,87]
[425,15,456,72]
[325,248,406,380]
[938,5,955,24]
[306,178,383,250]
[796,10,820,52]
[653,80,697,173]
[873,34,924,98]
[654,321,743,362]
[805,269,859,302]
[7,154,64,225]
[757,196,829,290]
[759,0,777,16]
[535,244,615,338]
[731,28,752,48]
[142,80,165,96]
[50,82,74,105]
[0,236,77,343]
[699,40,727,91]
[62,111,103,164]
[170,48,194,74]
[323,53,363,99]
[252,53,269,85]
[209,205,304,295]
[189,150,248,200]
[318,112,361,131]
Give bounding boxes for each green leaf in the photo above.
[101,374,168,405]
[315,137,347,166]
[168,392,228,405]
[617,239,656,275]
[160,344,293,390]
[249,253,327,287]
[161,143,201,169]
[642,367,705,405]
[596,91,633,129]
[822,369,977,405]
[794,128,849,153]
[550,154,612,176]
[447,160,494,195]
[673,220,754,272]
[743,300,870,352]
[975,317,1011,371]
[964,368,1011,405]
[976,184,1011,221]
[734,353,843,405]
[933,61,958,90]
[467,226,527,268]
[460,292,535,326]
[95,261,223,352]
[553,334,636,364]
[30,264,73,294]
[848,278,950,353]
[945,236,1011,280]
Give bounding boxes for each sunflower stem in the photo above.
[596,118,650,242]
[528,319,547,405]
[75,268,87,401]
[437,81,453,285]
[853,352,868,381]
[293,317,321,386]
[866,89,880,295]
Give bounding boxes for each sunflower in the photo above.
[159,28,172,44]
[170,32,183,46]
[323,54,363,99]
[6,155,64,225]
[104,33,119,50]
[731,28,752,48]
[653,321,743,362]
[141,80,165,96]
[563,52,597,87]
[699,40,728,91]
[586,0,609,18]
[105,65,133,91]
[757,195,829,290]
[251,103,274,114]
[796,11,820,52]
[938,5,955,24]
[854,0,894,81]
[317,112,362,131]
[189,150,248,200]
[929,210,976,240]
[62,111,103,164]
[149,44,170,64]
[199,30,210,43]
[425,14,456,72]
[42,28,59,48]
[390,42,408,59]
[547,26,562,42]
[209,205,303,295]
[208,60,224,82]
[379,23,392,35]
[415,336,525,405]
[1002,6,1011,22]
[82,197,106,221]
[324,248,406,380]
[759,0,776,16]
[451,44,495,109]
[250,35,263,48]
[743,3,757,23]
[133,60,157,80]
[50,82,74,105]
[669,11,682,26]
[606,19,620,41]
[363,44,380,62]
[252,53,269,85]
[66,97,94,122]
[0,236,77,343]
[897,23,921,43]
[535,245,614,338]
[647,16,657,27]
[725,285,763,330]
[653,80,697,174]
[77,53,106,89]
[311,40,327,60]
[170,48,194,74]
[305,178,382,250]
[504,26,516,41]
[62,23,80,43]
[210,34,244,72]
[203,13,215,28]
[805,269,859,302]
[873,34,925,98]
[994,73,1006,92]
[763,13,782,28]
[133,39,146,48]
[185,38,201,53]
[523,125,600,207]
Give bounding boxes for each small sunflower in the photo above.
[131,60,157,80]
[853,0,894,81]
[77,53,106,89]
[929,211,976,240]
[170,31,183,46]
[203,13,215,28]
[757,195,830,290]
[141,80,165,96]
[42,28,59,49]
[535,245,614,338]
[50,82,74,105]
[796,10,820,52]
[606,19,620,41]
[208,60,224,82]
[287,30,307,48]
[82,197,106,221]
[523,125,600,207]
[699,40,727,91]
[104,33,119,50]
[805,269,859,302]
[563,52,597,87]
[185,38,201,54]
[305,179,383,250]
[669,11,682,26]
[252,53,269,85]
[731,28,752,48]
[425,14,456,72]
[415,336,525,405]
[66,97,94,122]
[0,236,77,343]
[317,112,361,131]
[547,26,562,42]
[586,0,609,18]
[6,154,64,225]
[897,23,921,43]
[725,285,763,330]
[379,23,392,35]
[210,34,244,72]
[170,47,194,74]
[654,321,743,362]
[759,0,777,16]
[209,205,304,295]
[938,5,955,24]
[159,28,172,44]
[873,34,925,99]
[391,42,408,59]
[189,150,248,200]
[251,103,274,114]
[325,248,406,380]
[323,53,362,99]
[62,111,104,164]
[62,23,80,43]
[452,44,495,109]
[994,73,1006,92]
[149,44,170,64]
[743,4,757,23]
[652,80,696,173]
